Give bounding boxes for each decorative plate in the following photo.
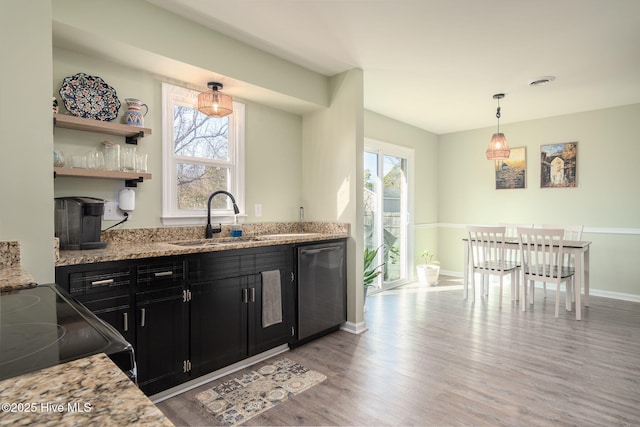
[59,73,121,121]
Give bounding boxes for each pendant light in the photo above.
[197,82,233,117]
[486,93,511,160]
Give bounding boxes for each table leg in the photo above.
[584,247,590,306]
[574,251,582,321]
[464,241,469,300]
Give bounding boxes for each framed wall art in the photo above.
[540,142,577,188]
[495,146,526,189]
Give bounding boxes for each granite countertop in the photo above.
[0,266,37,293]
[57,223,350,267]
[0,353,173,426]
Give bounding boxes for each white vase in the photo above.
[417,264,440,286]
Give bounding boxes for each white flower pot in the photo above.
[417,263,440,286]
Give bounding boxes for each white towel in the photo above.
[261,270,283,328]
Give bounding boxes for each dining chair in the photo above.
[517,227,576,318]
[540,224,584,299]
[498,223,534,265]
[467,226,520,305]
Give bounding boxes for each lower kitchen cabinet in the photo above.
[55,239,344,396]
[188,246,295,379]
[55,261,134,344]
[135,285,189,395]
[190,276,247,376]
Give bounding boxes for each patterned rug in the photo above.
[194,357,326,426]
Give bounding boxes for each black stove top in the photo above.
[0,284,134,382]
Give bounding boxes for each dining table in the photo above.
[463,237,592,320]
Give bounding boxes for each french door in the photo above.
[364,139,413,290]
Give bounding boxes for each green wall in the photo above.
[437,104,640,298]
[53,47,303,226]
[0,1,54,282]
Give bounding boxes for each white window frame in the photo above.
[161,82,245,226]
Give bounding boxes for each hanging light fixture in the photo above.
[486,93,511,160]
[197,82,233,117]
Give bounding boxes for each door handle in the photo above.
[123,312,128,332]
[250,287,256,303]
[140,308,146,327]
[242,288,248,304]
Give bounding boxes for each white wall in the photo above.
[437,104,640,297]
[0,1,54,282]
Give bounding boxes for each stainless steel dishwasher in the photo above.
[296,240,346,341]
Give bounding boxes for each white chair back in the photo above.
[517,227,576,318]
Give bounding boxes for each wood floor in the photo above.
[157,277,640,426]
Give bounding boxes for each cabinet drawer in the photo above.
[68,267,132,299]
[137,260,185,288]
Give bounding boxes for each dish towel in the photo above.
[261,270,283,328]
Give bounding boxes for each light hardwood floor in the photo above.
[157,277,640,426]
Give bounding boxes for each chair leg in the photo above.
[499,276,503,307]
[470,271,476,302]
[555,283,561,318]
[543,282,547,297]
[530,280,535,305]
[565,280,572,312]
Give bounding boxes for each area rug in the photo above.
[194,357,326,426]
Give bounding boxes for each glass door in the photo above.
[364,139,413,290]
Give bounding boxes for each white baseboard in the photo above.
[340,320,368,335]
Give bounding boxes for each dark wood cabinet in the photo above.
[187,246,294,378]
[55,241,332,396]
[135,285,188,395]
[56,261,134,344]
[190,276,247,376]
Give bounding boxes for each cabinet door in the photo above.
[190,277,248,377]
[247,267,294,356]
[81,297,134,344]
[135,286,188,395]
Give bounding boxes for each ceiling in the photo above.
[147,0,640,134]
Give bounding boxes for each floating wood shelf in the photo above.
[53,113,152,144]
[54,167,151,187]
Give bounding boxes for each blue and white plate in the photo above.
[59,73,120,121]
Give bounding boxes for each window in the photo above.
[162,83,244,225]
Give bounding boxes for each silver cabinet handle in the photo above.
[250,287,256,303]
[123,312,129,332]
[242,288,248,304]
[90,278,114,286]
[154,271,173,277]
[140,308,146,327]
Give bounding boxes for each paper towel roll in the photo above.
[119,188,135,211]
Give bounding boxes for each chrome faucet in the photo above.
[206,190,240,238]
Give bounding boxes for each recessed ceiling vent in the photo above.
[529,76,556,86]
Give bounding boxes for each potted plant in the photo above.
[364,246,385,306]
[416,250,440,286]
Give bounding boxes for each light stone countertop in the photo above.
[0,353,174,426]
[57,226,349,267]
[0,266,37,293]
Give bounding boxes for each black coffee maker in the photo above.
[55,197,107,250]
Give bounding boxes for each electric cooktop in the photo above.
[0,284,134,382]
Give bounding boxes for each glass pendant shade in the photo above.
[486,132,511,160]
[197,82,233,117]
